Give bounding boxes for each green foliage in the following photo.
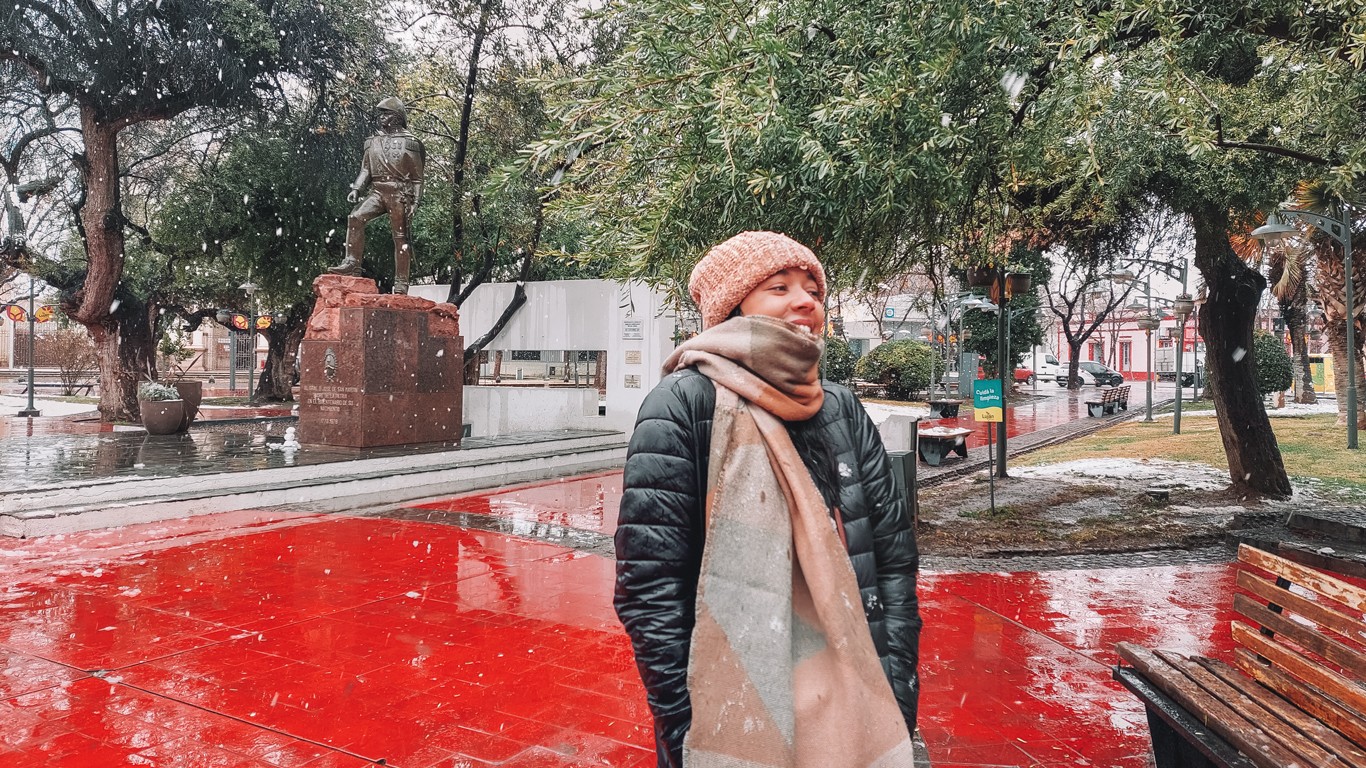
[821,336,859,386]
[1253,330,1294,396]
[855,340,933,401]
[137,381,180,401]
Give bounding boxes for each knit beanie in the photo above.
[689,231,827,329]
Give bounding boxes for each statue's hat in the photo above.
[375,97,406,117]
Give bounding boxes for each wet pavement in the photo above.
[0,471,1240,767]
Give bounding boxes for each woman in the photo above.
[615,231,921,767]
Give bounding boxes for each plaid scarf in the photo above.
[663,316,914,768]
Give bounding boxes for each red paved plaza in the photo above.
[1,472,1236,767]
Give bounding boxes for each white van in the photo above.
[1029,349,1062,380]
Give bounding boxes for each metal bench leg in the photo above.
[918,441,947,466]
[1105,402,1117,415]
[1146,708,1221,768]
[1087,403,1104,417]
[953,440,968,458]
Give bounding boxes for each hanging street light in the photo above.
[1252,204,1356,449]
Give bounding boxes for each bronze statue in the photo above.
[327,97,425,294]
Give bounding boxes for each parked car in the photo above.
[1056,360,1124,387]
[1014,367,1035,384]
[1030,352,1063,380]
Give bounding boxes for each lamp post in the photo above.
[4,275,42,417]
[215,281,273,402]
[1252,205,1356,449]
[1111,271,1158,421]
[1111,257,1193,432]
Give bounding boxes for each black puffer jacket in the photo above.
[615,368,921,767]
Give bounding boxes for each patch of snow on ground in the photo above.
[1162,396,1339,420]
[0,394,99,417]
[1013,458,1229,490]
[861,401,930,425]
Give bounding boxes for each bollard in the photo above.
[887,420,920,527]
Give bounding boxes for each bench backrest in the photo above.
[1232,544,1366,750]
[1102,387,1120,402]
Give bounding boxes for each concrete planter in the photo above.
[171,381,203,431]
[140,400,185,435]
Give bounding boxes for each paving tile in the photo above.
[0,649,86,699]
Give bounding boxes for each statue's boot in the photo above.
[327,255,363,276]
[392,244,411,295]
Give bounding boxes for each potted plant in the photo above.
[138,381,185,435]
[159,331,203,430]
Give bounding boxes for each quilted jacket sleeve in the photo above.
[614,373,709,768]
[850,392,922,733]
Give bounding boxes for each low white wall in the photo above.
[463,385,604,438]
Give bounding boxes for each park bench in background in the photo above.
[18,381,94,396]
[926,399,962,419]
[916,425,973,466]
[1085,386,1124,417]
[1114,544,1366,768]
[1117,384,1131,411]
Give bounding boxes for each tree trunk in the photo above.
[1191,208,1291,498]
[70,111,138,421]
[1281,286,1316,404]
[257,307,308,402]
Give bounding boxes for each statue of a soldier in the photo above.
[327,97,425,294]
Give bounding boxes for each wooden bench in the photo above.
[18,381,94,395]
[1114,544,1366,768]
[1084,386,1124,417]
[916,426,973,466]
[1116,384,1131,411]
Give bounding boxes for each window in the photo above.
[510,350,542,361]
[1120,342,1132,370]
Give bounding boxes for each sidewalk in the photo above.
[0,471,1238,767]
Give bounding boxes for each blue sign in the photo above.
[884,306,896,319]
[973,379,1003,422]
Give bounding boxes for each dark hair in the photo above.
[789,418,841,510]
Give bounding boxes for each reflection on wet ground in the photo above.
[1,472,1235,767]
[0,418,609,492]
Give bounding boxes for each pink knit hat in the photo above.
[689,231,827,329]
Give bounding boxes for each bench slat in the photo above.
[1231,621,1366,725]
[1234,593,1366,680]
[1232,647,1366,751]
[1155,650,1350,768]
[1240,544,1366,613]
[1116,642,1313,768]
[1237,569,1366,651]
[1197,656,1366,768]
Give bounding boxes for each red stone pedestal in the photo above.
[298,275,464,448]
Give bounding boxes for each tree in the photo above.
[393,0,599,382]
[855,340,933,401]
[821,336,858,386]
[1,0,380,420]
[1252,330,1293,397]
[153,100,380,402]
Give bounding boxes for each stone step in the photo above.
[1225,524,1366,580]
[1286,507,1366,545]
[1,431,627,539]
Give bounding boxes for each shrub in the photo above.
[49,327,97,396]
[137,381,181,401]
[1252,330,1293,396]
[854,340,933,400]
[821,336,859,385]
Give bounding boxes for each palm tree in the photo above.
[1233,214,1316,404]
[1291,183,1364,429]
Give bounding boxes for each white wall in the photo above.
[463,386,602,437]
[413,279,679,434]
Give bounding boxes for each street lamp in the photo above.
[1252,205,1356,449]
[1111,271,1159,422]
[1111,257,1194,433]
[3,275,44,416]
[215,281,273,401]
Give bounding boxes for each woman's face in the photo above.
[737,268,825,334]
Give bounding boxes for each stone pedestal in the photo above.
[298,275,464,448]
